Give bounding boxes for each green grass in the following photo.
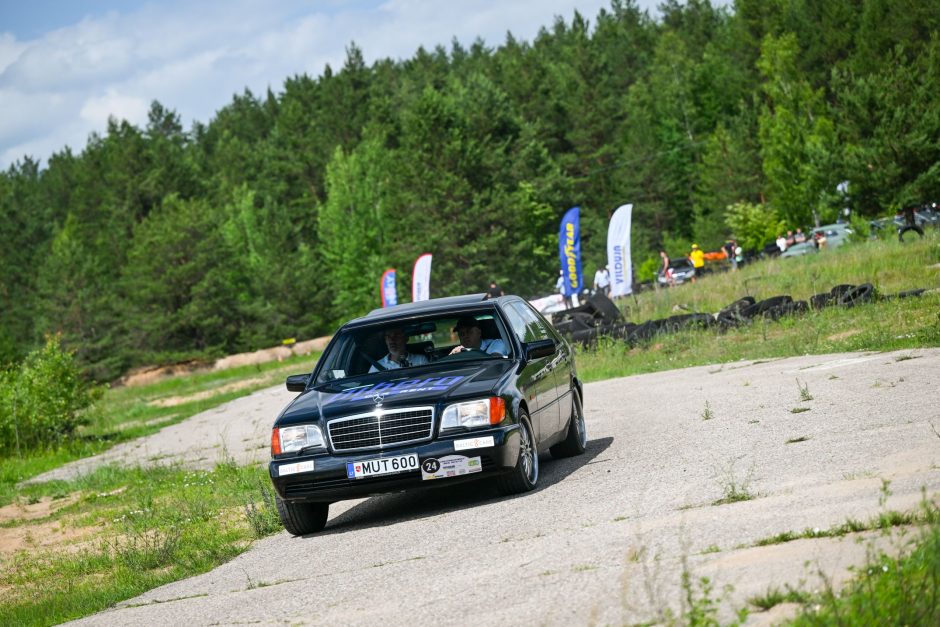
[790,523,940,625]
[774,498,940,624]
[0,460,281,626]
[577,233,940,382]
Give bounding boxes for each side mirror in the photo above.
[286,373,310,392]
[524,338,556,360]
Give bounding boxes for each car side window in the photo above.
[502,306,529,343]
[508,302,550,342]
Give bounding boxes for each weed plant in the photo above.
[789,497,940,625]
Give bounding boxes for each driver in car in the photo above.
[369,327,430,372]
[449,317,508,356]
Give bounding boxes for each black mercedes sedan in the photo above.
[269,293,586,535]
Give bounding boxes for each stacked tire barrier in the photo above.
[551,283,926,348]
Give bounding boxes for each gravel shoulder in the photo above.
[65,348,940,625]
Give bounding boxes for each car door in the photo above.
[501,304,558,442]
[506,302,563,439]
[514,301,573,439]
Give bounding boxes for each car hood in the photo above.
[276,359,516,426]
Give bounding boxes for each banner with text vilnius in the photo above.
[412,253,432,302]
[380,268,397,307]
[607,203,633,297]
[558,206,582,297]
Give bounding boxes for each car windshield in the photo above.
[313,311,511,386]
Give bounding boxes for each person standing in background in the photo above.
[593,266,610,296]
[689,244,704,283]
[486,281,504,299]
[660,250,674,287]
[556,270,571,308]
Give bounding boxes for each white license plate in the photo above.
[346,453,419,479]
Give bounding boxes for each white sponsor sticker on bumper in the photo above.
[421,455,482,480]
[277,460,314,477]
[453,435,495,451]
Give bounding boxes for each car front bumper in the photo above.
[269,424,521,503]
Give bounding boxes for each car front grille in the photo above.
[327,406,434,452]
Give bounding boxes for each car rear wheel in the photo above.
[551,391,587,458]
[497,413,539,495]
[275,495,329,536]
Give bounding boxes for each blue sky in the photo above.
[0,0,669,168]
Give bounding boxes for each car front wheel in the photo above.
[275,495,329,536]
[497,413,539,495]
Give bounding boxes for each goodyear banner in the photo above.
[607,203,633,297]
[558,206,582,297]
[412,253,432,302]
[380,269,397,307]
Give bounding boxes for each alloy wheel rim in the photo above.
[520,420,538,483]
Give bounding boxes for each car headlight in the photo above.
[272,425,325,455]
[441,397,506,430]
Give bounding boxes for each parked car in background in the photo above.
[657,258,696,286]
[268,294,586,535]
[780,240,817,258]
[813,223,853,249]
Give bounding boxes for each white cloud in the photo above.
[79,88,149,128]
[0,0,638,168]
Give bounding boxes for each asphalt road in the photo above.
[68,348,940,626]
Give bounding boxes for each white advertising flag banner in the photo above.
[607,203,633,297]
[412,253,432,302]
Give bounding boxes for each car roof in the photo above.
[347,293,510,328]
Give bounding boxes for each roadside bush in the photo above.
[848,213,871,243]
[724,202,786,252]
[0,336,102,455]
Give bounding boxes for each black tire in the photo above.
[718,296,755,317]
[830,284,855,298]
[810,293,833,310]
[497,414,539,495]
[570,328,598,347]
[275,495,329,536]
[762,305,785,321]
[550,391,587,459]
[838,283,875,307]
[631,319,660,341]
[756,295,793,313]
[739,302,762,319]
[688,313,717,329]
[897,288,926,299]
[768,300,808,319]
[587,292,623,323]
[609,322,636,339]
[716,311,743,329]
[569,312,595,331]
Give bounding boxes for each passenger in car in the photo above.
[449,317,508,356]
[369,327,430,372]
